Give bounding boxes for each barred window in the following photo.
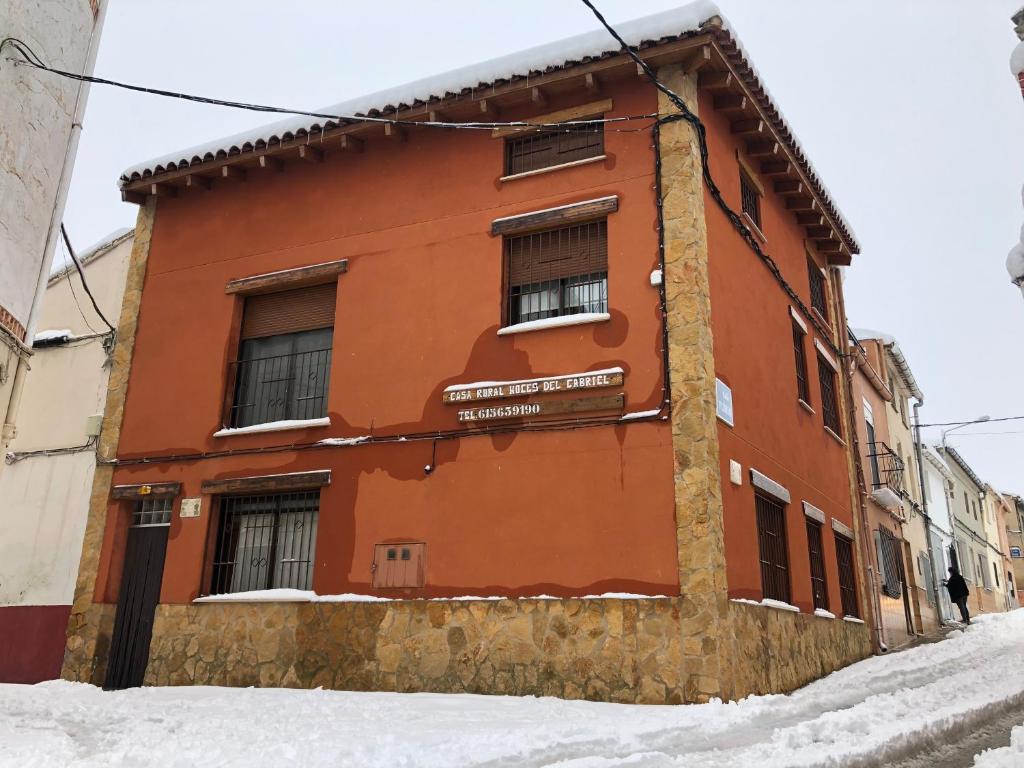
[506,220,608,326]
[875,526,904,599]
[835,534,859,617]
[131,497,172,527]
[210,491,319,594]
[818,354,841,435]
[806,519,829,611]
[740,169,762,230]
[504,124,604,176]
[756,492,791,603]
[792,321,809,404]
[808,257,828,321]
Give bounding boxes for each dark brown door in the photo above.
[104,522,169,690]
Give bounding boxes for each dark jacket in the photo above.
[945,573,970,601]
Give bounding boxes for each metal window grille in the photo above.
[807,257,828,319]
[209,491,319,595]
[131,497,172,527]
[504,124,604,176]
[756,492,791,603]
[229,330,332,428]
[506,220,608,326]
[806,519,829,611]
[919,552,935,605]
[792,321,809,403]
[817,355,841,434]
[866,441,905,495]
[835,534,859,617]
[876,526,904,599]
[740,169,761,230]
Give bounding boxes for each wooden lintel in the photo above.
[298,145,324,163]
[531,87,547,108]
[681,46,712,72]
[786,196,818,212]
[150,182,176,197]
[584,72,600,94]
[201,470,331,496]
[221,165,246,181]
[383,123,406,141]
[773,180,804,196]
[760,160,792,176]
[698,71,733,91]
[491,195,618,236]
[796,212,826,226]
[112,481,181,500]
[225,259,348,295]
[340,134,365,152]
[713,94,747,112]
[730,118,764,136]
[258,156,284,172]
[185,174,211,191]
[492,98,613,139]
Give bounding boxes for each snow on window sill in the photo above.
[731,597,801,613]
[842,615,865,624]
[499,155,606,182]
[824,426,846,447]
[814,608,836,619]
[497,313,610,336]
[194,589,671,604]
[213,417,330,437]
[798,399,815,416]
[619,409,663,422]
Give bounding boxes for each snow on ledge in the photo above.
[814,609,836,619]
[444,367,623,394]
[213,417,330,437]
[194,589,670,604]
[496,313,610,336]
[317,436,370,447]
[620,409,663,421]
[843,616,866,624]
[731,597,801,613]
[33,329,73,343]
[649,269,663,286]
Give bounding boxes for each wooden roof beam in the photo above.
[760,160,792,176]
[221,165,246,181]
[731,118,764,137]
[340,134,364,153]
[258,156,284,173]
[584,72,600,95]
[796,212,826,226]
[698,70,734,91]
[713,93,748,114]
[806,225,834,239]
[122,189,147,205]
[150,182,176,197]
[774,180,804,196]
[185,174,211,191]
[786,196,817,212]
[815,239,841,253]
[297,145,324,163]
[746,140,779,158]
[682,45,712,73]
[531,87,547,108]
[383,123,407,142]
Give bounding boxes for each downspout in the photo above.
[0,1,107,464]
[913,400,944,623]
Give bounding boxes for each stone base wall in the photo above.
[124,596,871,704]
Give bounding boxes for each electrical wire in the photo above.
[919,416,1024,428]
[58,237,101,336]
[60,223,116,335]
[0,36,661,133]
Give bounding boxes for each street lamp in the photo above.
[942,415,991,448]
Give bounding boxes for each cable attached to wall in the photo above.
[60,223,116,336]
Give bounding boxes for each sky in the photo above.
[60,0,1023,492]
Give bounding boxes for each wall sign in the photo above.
[715,378,734,426]
[180,498,202,518]
[443,368,624,404]
[1012,547,1022,559]
[458,394,624,423]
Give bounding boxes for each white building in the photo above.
[920,445,956,621]
[0,229,132,683]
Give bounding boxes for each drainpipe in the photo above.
[0,1,107,468]
[913,401,944,624]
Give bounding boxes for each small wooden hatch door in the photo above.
[372,542,425,589]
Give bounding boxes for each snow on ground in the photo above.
[972,723,1024,767]
[2,611,1024,767]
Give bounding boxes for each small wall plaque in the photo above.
[715,378,734,426]
[180,497,201,518]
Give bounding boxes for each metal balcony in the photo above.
[867,441,905,509]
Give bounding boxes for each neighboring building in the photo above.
[848,332,913,649]
[985,488,1016,612]
[919,445,956,621]
[938,446,1000,617]
[1003,493,1024,607]
[0,229,133,683]
[63,4,872,703]
[851,329,939,632]
[0,1,107,471]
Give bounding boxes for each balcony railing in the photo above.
[227,347,331,428]
[867,440,905,509]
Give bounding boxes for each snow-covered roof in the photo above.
[851,327,923,402]
[48,227,134,285]
[116,3,858,252]
[938,445,985,491]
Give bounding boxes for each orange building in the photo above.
[64,4,872,703]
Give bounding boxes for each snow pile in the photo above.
[973,723,1024,767]
[619,409,663,421]
[4,611,1024,766]
[195,589,668,604]
[495,312,610,335]
[316,436,370,447]
[212,417,330,436]
[32,329,72,344]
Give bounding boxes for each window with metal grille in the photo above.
[792,321,809,404]
[865,421,881,487]
[229,283,335,428]
[209,491,319,594]
[131,497,173,527]
[756,492,791,603]
[806,518,829,611]
[835,534,859,617]
[875,526,904,599]
[505,220,608,326]
[504,124,604,176]
[919,552,935,605]
[740,169,762,230]
[817,354,841,435]
[807,257,828,321]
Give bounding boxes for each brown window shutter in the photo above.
[240,283,336,339]
[507,220,607,286]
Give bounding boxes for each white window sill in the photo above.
[731,597,801,613]
[742,212,767,244]
[497,312,610,336]
[813,608,836,619]
[499,154,607,182]
[824,426,846,446]
[213,417,330,437]
[811,307,832,331]
[798,399,815,415]
[842,616,865,624]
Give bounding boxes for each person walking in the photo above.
[944,566,971,624]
